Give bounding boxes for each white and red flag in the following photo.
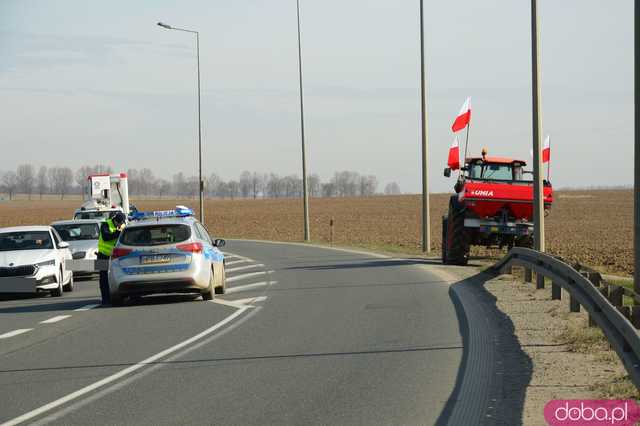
[542,135,550,163]
[451,97,471,132]
[447,136,460,170]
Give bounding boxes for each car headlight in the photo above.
[36,259,56,267]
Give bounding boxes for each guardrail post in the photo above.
[609,286,624,308]
[551,281,561,300]
[632,307,640,329]
[536,273,545,289]
[524,267,532,283]
[569,294,580,313]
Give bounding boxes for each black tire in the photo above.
[445,197,470,266]
[51,268,63,297]
[110,292,124,306]
[63,271,74,292]
[441,216,448,264]
[215,266,226,295]
[202,267,215,301]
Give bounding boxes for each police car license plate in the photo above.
[141,254,172,265]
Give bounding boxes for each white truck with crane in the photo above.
[73,173,133,221]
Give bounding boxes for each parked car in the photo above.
[0,226,74,296]
[108,207,226,306]
[51,219,101,276]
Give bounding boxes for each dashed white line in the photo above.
[40,315,72,324]
[0,329,33,339]
[74,304,100,312]
[227,271,273,283]
[226,263,264,273]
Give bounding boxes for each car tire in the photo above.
[215,265,226,295]
[202,267,215,301]
[63,271,74,292]
[110,293,124,306]
[51,268,63,297]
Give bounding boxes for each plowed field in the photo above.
[0,189,632,276]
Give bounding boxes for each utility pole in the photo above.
[296,0,310,242]
[531,0,545,252]
[635,0,639,294]
[419,0,431,253]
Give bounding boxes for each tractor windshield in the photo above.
[468,162,524,181]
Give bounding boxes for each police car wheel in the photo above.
[215,266,226,295]
[202,268,215,301]
[111,293,124,306]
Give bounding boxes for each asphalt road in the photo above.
[0,240,527,425]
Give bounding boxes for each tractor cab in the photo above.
[466,157,527,182]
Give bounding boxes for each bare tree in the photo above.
[16,164,35,199]
[1,171,18,200]
[359,175,378,196]
[239,171,252,198]
[321,182,336,197]
[49,167,73,199]
[139,169,155,196]
[227,180,240,199]
[173,173,186,198]
[308,174,321,198]
[384,182,401,195]
[157,179,171,198]
[37,166,48,199]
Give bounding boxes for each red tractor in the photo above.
[442,149,553,265]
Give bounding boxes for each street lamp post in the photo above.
[419,0,431,254]
[295,0,310,242]
[157,22,205,223]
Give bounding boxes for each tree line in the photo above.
[0,164,402,200]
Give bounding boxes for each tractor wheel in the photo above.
[445,197,470,266]
[441,216,448,264]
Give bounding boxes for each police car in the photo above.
[108,206,226,305]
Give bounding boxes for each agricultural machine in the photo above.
[442,149,553,265]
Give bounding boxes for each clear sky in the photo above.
[0,0,633,193]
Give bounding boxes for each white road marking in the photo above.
[226,281,273,294]
[233,296,268,305]
[211,295,268,309]
[0,329,33,339]
[39,315,72,324]
[227,271,273,283]
[225,259,251,266]
[226,263,264,273]
[74,304,100,312]
[1,307,250,426]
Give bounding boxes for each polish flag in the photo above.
[542,135,550,163]
[447,136,460,170]
[451,97,471,132]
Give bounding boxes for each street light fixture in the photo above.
[156,21,205,223]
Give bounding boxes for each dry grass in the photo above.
[0,189,632,276]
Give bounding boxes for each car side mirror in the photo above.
[214,239,226,248]
[58,242,70,249]
[444,167,451,178]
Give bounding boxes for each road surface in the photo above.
[0,241,528,425]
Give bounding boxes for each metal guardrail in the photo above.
[493,247,640,389]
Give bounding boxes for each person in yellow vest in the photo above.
[98,212,126,305]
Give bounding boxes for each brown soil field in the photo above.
[0,189,632,276]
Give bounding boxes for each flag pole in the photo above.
[547,135,551,181]
[463,122,471,166]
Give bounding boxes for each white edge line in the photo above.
[1,307,249,426]
[0,329,33,339]
[225,281,273,294]
[39,315,72,324]
[225,259,251,266]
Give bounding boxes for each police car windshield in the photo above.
[0,231,53,251]
[53,224,99,241]
[121,225,191,246]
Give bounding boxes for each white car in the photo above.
[0,226,74,296]
[51,219,101,275]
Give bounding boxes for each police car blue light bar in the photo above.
[130,205,194,220]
